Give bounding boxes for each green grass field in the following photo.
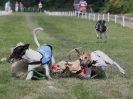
[0,13,133,99]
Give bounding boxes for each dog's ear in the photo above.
[23,44,30,49]
[87,51,91,60]
[75,48,82,56]
[16,42,24,46]
[67,47,82,60]
[10,48,14,53]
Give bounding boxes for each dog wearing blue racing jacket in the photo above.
[8,27,55,80]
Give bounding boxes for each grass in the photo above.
[0,13,133,99]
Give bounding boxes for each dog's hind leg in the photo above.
[51,56,55,65]
[42,64,52,79]
[26,65,40,80]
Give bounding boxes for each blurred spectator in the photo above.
[5,1,11,12]
[19,2,24,12]
[73,0,80,11]
[79,0,87,13]
[15,1,19,12]
[38,2,43,12]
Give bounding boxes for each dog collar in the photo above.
[28,61,41,65]
[80,59,97,68]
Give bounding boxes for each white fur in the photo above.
[91,50,125,74]
[23,49,42,62]
[23,27,55,80]
[33,27,43,47]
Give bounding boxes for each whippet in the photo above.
[8,27,55,80]
[68,48,125,78]
[95,20,107,40]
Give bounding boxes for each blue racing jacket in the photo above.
[37,44,52,64]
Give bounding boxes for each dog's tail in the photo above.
[33,27,44,47]
[113,61,125,74]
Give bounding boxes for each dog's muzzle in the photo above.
[7,57,13,63]
[7,56,21,63]
[80,59,97,68]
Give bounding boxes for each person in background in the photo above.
[5,1,11,12]
[19,2,24,12]
[73,0,80,12]
[15,1,19,12]
[79,0,87,15]
[38,2,43,12]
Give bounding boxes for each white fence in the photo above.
[0,10,12,16]
[44,11,133,28]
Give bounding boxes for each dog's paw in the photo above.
[97,37,99,39]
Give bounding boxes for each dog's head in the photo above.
[97,20,105,25]
[67,48,93,67]
[96,20,106,31]
[8,44,30,63]
[79,51,92,66]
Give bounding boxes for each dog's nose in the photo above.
[80,59,86,67]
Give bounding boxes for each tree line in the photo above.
[0,0,132,13]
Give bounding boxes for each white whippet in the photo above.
[8,27,55,80]
[68,48,125,78]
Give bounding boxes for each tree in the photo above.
[0,0,132,13]
[103,0,133,13]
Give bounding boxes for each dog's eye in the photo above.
[84,57,88,59]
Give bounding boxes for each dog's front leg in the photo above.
[26,65,39,80]
[96,31,100,39]
[51,56,55,65]
[42,64,52,80]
